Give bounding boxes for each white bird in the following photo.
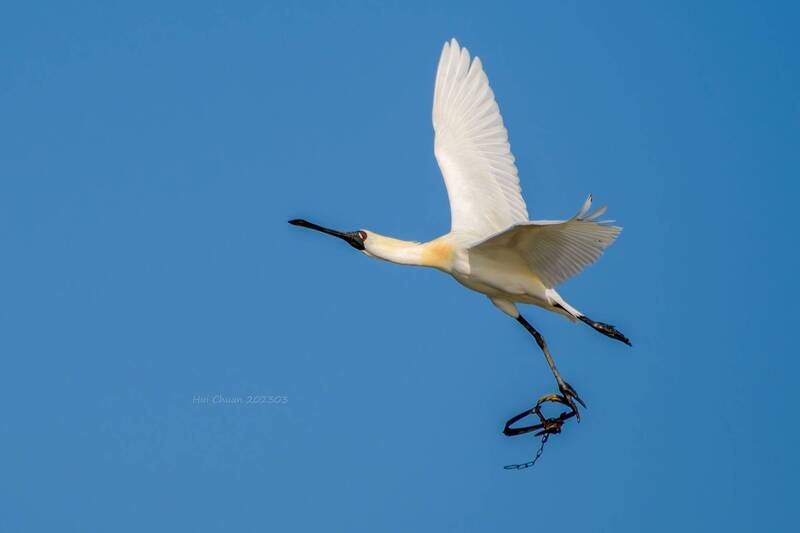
[290,38,630,418]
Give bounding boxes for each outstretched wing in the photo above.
[469,196,621,288]
[433,38,528,240]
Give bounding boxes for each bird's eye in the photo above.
[358,231,368,240]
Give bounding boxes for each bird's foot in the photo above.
[557,380,586,422]
[579,316,632,346]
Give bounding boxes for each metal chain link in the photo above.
[503,432,550,470]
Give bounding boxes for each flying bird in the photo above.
[290,38,630,418]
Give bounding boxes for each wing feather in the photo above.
[433,39,528,239]
[469,196,621,288]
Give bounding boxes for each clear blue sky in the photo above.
[2,1,798,531]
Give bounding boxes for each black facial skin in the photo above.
[288,219,365,250]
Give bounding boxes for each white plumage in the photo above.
[471,194,620,289]
[294,38,623,321]
[290,38,630,419]
[426,39,621,319]
[433,39,528,240]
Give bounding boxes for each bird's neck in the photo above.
[365,234,455,271]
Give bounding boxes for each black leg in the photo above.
[516,314,586,418]
[578,315,632,346]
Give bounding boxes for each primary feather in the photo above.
[433,38,528,240]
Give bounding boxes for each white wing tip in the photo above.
[587,205,608,220]
[574,195,592,219]
[445,38,469,60]
[573,195,619,225]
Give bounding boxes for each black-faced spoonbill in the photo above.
[289,38,630,425]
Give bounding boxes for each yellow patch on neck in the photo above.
[420,238,455,270]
